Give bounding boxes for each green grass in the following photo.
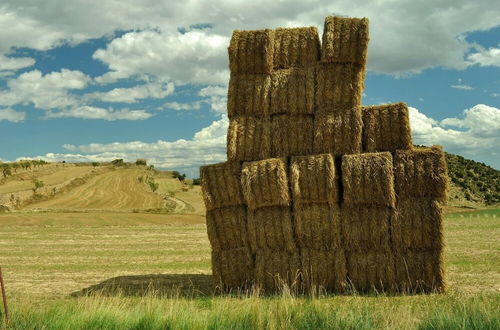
[0,209,498,329]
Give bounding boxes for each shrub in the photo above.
[136,159,147,166]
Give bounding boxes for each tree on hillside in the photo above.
[32,179,44,193]
[136,159,147,166]
[11,162,20,172]
[1,163,12,178]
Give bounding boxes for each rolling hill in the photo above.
[0,152,498,213]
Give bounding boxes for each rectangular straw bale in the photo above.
[241,158,290,210]
[341,206,391,252]
[228,29,274,74]
[270,68,315,115]
[294,203,341,250]
[391,198,443,251]
[394,146,448,202]
[227,74,271,118]
[316,63,365,112]
[212,247,254,291]
[393,249,444,293]
[362,102,412,152]
[301,248,347,293]
[227,116,271,162]
[346,252,395,292]
[321,16,369,66]
[200,161,244,211]
[273,27,321,69]
[342,152,395,207]
[291,154,339,205]
[313,110,362,156]
[206,205,248,252]
[271,114,314,157]
[255,249,301,292]
[247,206,295,252]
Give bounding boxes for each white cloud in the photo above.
[45,106,153,121]
[450,84,474,90]
[163,101,202,111]
[87,82,175,103]
[0,108,26,123]
[467,46,500,67]
[42,116,229,176]
[93,30,229,85]
[0,69,90,109]
[1,0,496,78]
[0,55,35,71]
[410,104,500,168]
[199,86,226,97]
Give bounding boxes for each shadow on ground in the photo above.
[71,274,214,298]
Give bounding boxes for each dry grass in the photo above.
[313,111,362,155]
[294,203,341,250]
[200,161,244,211]
[291,154,339,205]
[206,205,248,252]
[273,27,320,69]
[247,206,295,252]
[270,114,314,157]
[241,158,290,210]
[226,116,271,162]
[270,68,315,115]
[227,73,271,118]
[342,152,395,207]
[321,16,369,65]
[212,247,254,291]
[228,29,274,74]
[362,102,412,152]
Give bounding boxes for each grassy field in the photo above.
[0,209,498,329]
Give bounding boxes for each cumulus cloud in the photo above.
[450,84,474,90]
[93,29,229,85]
[0,108,26,122]
[2,0,498,77]
[87,81,175,103]
[0,55,35,71]
[410,104,500,168]
[0,69,90,109]
[467,46,500,67]
[163,101,202,111]
[45,106,154,121]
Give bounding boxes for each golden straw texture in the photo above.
[229,29,274,74]
[291,154,339,205]
[200,161,244,211]
[227,116,271,162]
[273,27,321,69]
[362,102,412,152]
[227,74,271,118]
[393,249,445,293]
[300,248,347,292]
[255,249,301,292]
[241,158,290,210]
[313,110,362,156]
[206,205,248,252]
[294,203,341,250]
[394,146,448,202]
[247,206,295,252]
[270,68,315,115]
[342,152,396,207]
[321,16,369,65]
[212,247,254,291]
[341,206,391,252]
[271,114,314,157]
[346,252,395,292]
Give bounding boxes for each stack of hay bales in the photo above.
[201,15,447,294]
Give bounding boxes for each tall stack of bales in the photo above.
[201,15,447,294]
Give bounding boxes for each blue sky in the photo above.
[0,1,499,176]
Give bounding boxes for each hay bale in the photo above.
[342,152,395,207]
[227,116,271,162]
[206,206,248,252]
[291,154,339,205]
[270,114,314,158]
[341,206,391,252]
[294,203,341,250]
[393,249,444,293]
[394,146,448,202]
[391,198,443,251]
[200,161,244,211]
[228,29,274,74]
[346,252,395,292]
[321,16,369,65]
[227,74,271,118]
[270,68,315,115]
[241,158,290,210]
[255,249,301,292]
[301,248,347,293]
[362,102,412,152]
[212,247,254,291]
[247,206,295,252]
[316,63,365,112]
[313,110,362,156]
[273,27,320,69]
